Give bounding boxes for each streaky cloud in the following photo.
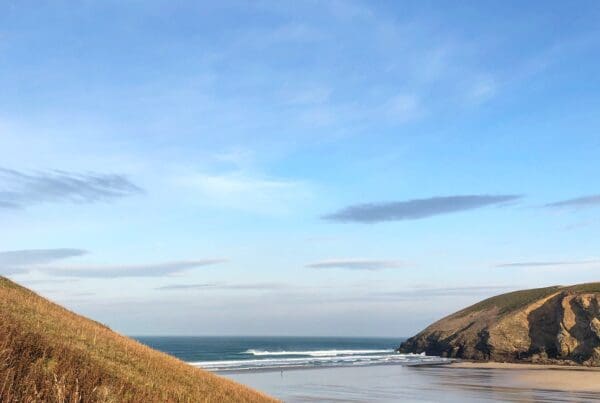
[306,259,406,271]
[222,283,289,290]
[495,260,598,268]
[156,283,219,290]
[0,248,88,266]
[374,286,513,299]
[156,282,288,291]
[0,248,88,275]
[20,279,80,285]
[43,259,226,278]
[545,194,600,208]
[322,195,522,223]
[0,167,143,209]
[0,267,28,275]
[0,201,19,209]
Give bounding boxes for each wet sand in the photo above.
[448,361,600,393]
[223,363,600,402]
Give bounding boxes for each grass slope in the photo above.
[455,286,561,317]
[0,277,276,402]
[456,282,600,318]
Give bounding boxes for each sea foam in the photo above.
[191,351,449,371]
[243,349,394,357]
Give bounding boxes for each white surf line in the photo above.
[243,349,394,357]
[190,353,446,371]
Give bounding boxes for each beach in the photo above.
[136,336,600,401]
[448,361,600,393]
[223,363,600,402]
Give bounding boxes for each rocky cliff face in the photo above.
[399,283,600,366]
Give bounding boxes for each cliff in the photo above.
[399,283,600,366]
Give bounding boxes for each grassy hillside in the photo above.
[0,277,276,402]
[455,286,561,317]
[455,283,600,317]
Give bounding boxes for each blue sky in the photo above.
[1,1,600,336]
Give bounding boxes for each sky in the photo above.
[1,0,600,337]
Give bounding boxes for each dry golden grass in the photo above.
[456,282,600,317]
[0,277,277,402]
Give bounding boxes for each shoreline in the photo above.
[213,360,451,375]
[217,360,600,394]
[207,357,454,375]
[210,358,600,375]
[212,360,600,374]
[224,360,600,401]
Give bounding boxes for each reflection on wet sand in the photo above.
[419,367,598,402]
[225,364,600,402]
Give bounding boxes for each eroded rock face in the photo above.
[399,285,600,366]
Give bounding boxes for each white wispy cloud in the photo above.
[175,170,312,215]
[281,86,332,106]
[466,75,497,104]
[385,94,423,122]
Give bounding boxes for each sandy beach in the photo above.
[447,361,600,393]
[224,363,600,402]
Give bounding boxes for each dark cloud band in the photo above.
[156,282,287,291]
[43,259,226,278]
[545,194,600,208]
[373,286,513,300]
[0,167,143,209]
[323,195,521,223]
[0,248,88,275]
[0,248,88,266]
[306,259,405,270]
[495,260,598,268]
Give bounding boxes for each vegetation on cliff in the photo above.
[399,283,600,366]
[0,277,275,402]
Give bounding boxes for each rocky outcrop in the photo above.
[399,283,600,366]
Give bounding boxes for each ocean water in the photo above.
[135,336,600,402]
[134,336,449,371]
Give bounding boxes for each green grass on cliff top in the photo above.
[456,282,600,317]
[566,282,600,293]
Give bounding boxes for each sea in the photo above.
[134,336,443,372]
[135,336,600,402]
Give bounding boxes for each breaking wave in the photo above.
[190,350,449,372]
[243,349,394,357]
